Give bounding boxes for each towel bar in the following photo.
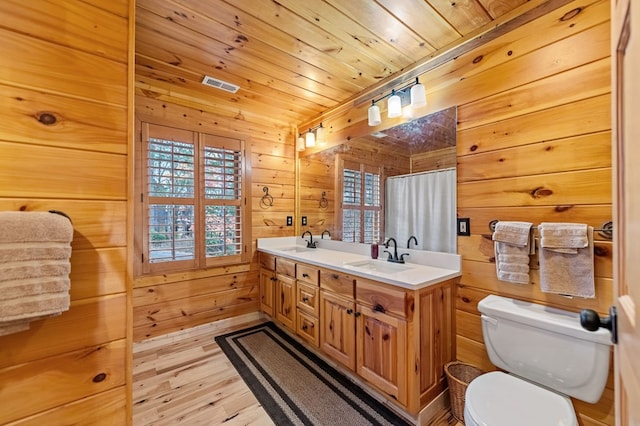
[488,219,613,240]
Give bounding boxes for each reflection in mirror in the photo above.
[298,106,457,253]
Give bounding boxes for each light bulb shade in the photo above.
[315,125,326,145]
[388,94,402,118]
[368,104,381,126]
[410,82,426,108]
[305,131,315,147]
[296,135,305,151]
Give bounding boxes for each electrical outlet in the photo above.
[286,216,293,226]
[457,218,470,236]
[301,216,307,226]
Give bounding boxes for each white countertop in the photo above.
[257,237,461,290]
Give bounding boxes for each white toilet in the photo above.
[464,295,612,426]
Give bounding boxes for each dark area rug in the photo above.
[215,321,412,426]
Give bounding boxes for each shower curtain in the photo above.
[385,168,456,253]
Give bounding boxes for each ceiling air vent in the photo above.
[201,76,240,93]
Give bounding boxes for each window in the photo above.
[337,157,382,243]
[136,122,250,275]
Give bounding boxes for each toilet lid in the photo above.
[465,371,577,426]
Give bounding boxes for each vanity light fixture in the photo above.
[366,77,427,126]
[304,122,327,148]
[296,133,306,152]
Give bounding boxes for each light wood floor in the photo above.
[132,314,461,426]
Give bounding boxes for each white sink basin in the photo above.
[343,259,414,274]
[276,246,317,254]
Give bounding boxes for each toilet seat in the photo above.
[464,371,577,426]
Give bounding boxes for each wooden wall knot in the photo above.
[530,186,553,198]
[36,111,58,125]
[92,373,107,383]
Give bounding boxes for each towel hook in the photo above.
[319,191,328,209]
[260,186,274,208]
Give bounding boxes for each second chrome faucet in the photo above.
[383,238,409,263]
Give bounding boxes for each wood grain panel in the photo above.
[458,132,611,181]
[0,85,127,154]
[0,28,127,104]
[133,300,258,341]
[132,271,257,306]
[457,94,611,156]
[133,286,258,325]
[0,294,127,368]
[455,335,495,372]
[6,387,127,426]
[0,339,126,424]
[457,168,611,208]
[70,248,127,300]
[0,142,126,200]
[459,259,612,313]
[456,309,483,343]
[0,0,128,62]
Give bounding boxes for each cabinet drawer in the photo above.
[296,310,319,347]
[296,282,319,315]
[259,252,276,270]
[276,257,296,278]
[296,264,319,285]
[319,268,355,298]
[356,278,408,318]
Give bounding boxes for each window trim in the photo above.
[135,119,251,277]
[335,154,384,243]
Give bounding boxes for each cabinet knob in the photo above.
[332,274,339,279]
[354,312,361,318]
[346,308,353,315]
[302,324,308,330]
[303,273,309,278]
[302,296,309,302]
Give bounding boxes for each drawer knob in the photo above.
[346,308,353,315]
[303,273,309,278]
[302,324,308,330]
[354,312,361,318]
[332,274,339,279]
[302,296,309,302]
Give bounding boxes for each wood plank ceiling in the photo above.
[135,0,530,128]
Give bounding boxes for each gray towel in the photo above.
[0,211,73,336]
[493,222,533,284]
[539,224,595,298]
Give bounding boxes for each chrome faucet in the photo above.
[301,230,317,248]
[321,230,331,239]
[383,238,409,263]
[407,235,418,249]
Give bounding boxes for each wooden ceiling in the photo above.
[135,0,533,128]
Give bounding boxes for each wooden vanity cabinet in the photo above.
[295,264,320,347]
[258,251,455,416]
[258,252,276,316]
[275,258,296,332]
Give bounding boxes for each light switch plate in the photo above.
[457,218,470,236]
[301,216,307,226]
[286,216,293,226]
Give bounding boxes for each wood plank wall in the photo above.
[0,0,132,424]
[298,1,614,424]
[132,95,295,341]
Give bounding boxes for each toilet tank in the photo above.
[478,295,611,403]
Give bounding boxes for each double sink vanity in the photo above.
[257,236,461,418]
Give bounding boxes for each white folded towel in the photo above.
[493,221,533,284]
[539,223,595,298]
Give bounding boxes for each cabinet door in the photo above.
[259,267,275,316]
[319,290,356,370]
[275,274,296,331]
[356,304,407,404]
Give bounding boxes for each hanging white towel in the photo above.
[492,221,533,284]
[538,223,595,298]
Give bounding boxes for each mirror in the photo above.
[298,106,457,253]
